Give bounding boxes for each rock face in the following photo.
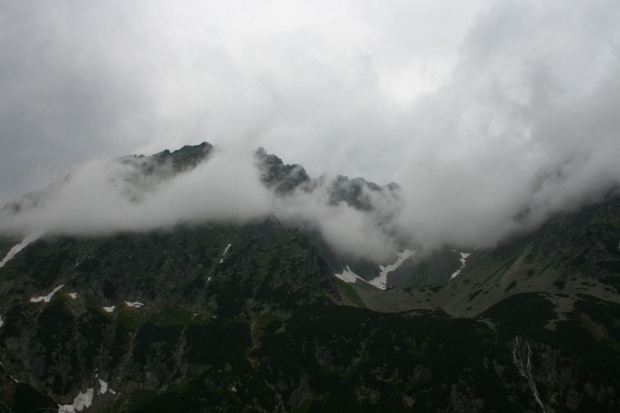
[148,142,214,174]
[0,219,342,412]
[254,147,402,217]
[255,147,312,195]
[0,143,619,412]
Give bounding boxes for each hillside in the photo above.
[0,144,619,412]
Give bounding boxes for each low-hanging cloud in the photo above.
[0,147,402,262]
[0,148,273,235]
[271,179,401,262]
[395,0,620,248]
[1,1,619,260]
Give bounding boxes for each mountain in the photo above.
[0,143,619,412]
[353,190,620,315]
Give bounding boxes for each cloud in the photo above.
[1,147,272,235]
[395,0,620,248]
[271,180,401,262]
[0,143,403,262]
[0,0,491,205]
[1,1,619,259]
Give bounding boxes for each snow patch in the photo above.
[74,388,94,410]
[58,403,73,412]
[0,232,43,268]
[368,249,416,290]
[58,388,94,413]
[450,252,471,280]
[334,266,364,284]
[125,301,144,308]
[30,285,64,303]
[219,243,232,263]
[0,315,3,328]
[68,293,77,300]
[103,306,115,313]
[335,249,416,290]
[98,378,108,395]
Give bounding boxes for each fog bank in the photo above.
[1,1,619,260]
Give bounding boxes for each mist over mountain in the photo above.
[1,2,619,253]
[2,136,619,267]
[3,2,620,412]
[0,143,405,263]
[2,2,620,412]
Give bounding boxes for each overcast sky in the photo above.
[1,0,620,251]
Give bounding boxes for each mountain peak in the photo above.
[255,147,311,195]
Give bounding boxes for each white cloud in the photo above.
[2,147,272,235]
[272,182,400,261]
[1,1,619,257]
[395,0,620,247]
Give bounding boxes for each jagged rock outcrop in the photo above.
[255,147,311,195]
